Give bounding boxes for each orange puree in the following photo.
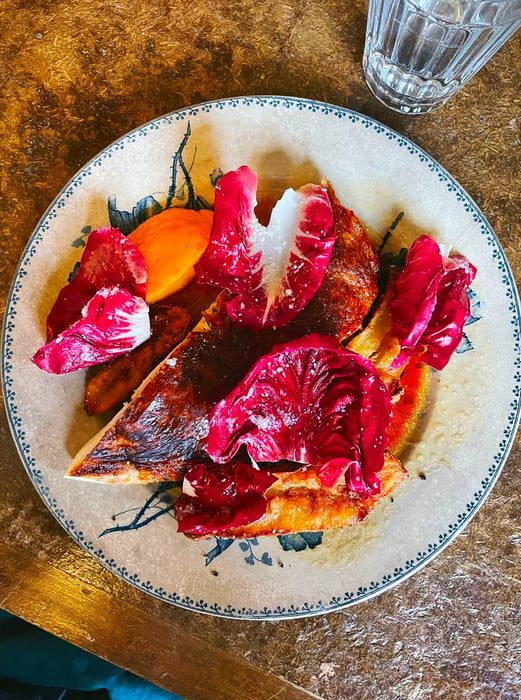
[387,359,431,456]
[129,207,213,304]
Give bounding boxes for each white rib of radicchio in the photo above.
[32,286,150,374]
[33,226,150,374]
[175,462,277,536]
[390,235,477,370]
[194,166,335,331]
[206,334,392,495]
[46,226,148,342]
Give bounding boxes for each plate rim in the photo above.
[2,95,521,620]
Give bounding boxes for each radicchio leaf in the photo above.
[194,166,335,331]
[46,227,148,342]
[175,462,277,535]
[390,235,477,370]
[206,334,392,495]
[32,286,150,374]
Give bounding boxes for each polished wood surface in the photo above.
[1,1,520,698]
[0,542,311,700]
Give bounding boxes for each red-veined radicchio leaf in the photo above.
[175,462,277,535]
[390,235,477,370]
[46,227,148,342]
[206,334,392,495]
[194,166,335,331]
[33,286,150,374]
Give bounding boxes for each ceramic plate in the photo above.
[3,97,520,619]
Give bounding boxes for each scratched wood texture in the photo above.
[0,542,314,700]
[0,1,520,699]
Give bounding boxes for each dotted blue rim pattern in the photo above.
[2,96,521,620]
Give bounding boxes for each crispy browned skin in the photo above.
[294,184,379,343]
[348,282,404,393]
[195,452,407,539]
[84,281,219,416]
[68,189,380,483]
[69,295,255,482]
[160,280,219,322]
[84,306,191,415]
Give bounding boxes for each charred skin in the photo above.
[84,281,219,416]
[69,297,258,482]
[294,185,380,343]
[84,305,192,416]
[68,188,381,484]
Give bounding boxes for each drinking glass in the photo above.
[363,0,521,114]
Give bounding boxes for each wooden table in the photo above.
[1,2,520,698]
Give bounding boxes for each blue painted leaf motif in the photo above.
[456,289,482,354]
[456,333,473,354]
[108,194,163,236]
[70,225,91,250]
[67,261,81,283]
[205,538,233,566]
[209,167,224,187]
[377,211,405,258]
[278,532,324,552]
[99,482,178,537]
[165,123,212,212]
[204,537,274,567]
[466,290,482,325]
[133,195,164,226]
[107,122,212,239]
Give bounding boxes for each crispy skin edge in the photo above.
[66,297,223,483]
[186,452,407,539]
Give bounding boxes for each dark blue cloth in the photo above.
[0,612,183,700]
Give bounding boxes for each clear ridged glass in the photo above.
[364,0,521,113]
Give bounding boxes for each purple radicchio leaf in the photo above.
[390,235,477,370]
[46,226,148,342]
[33,286,150,374]
[194,166,335,331]
[206,334,392,495]
[175,462,277,536]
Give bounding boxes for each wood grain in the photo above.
[0,542,317,700]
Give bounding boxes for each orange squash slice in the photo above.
[129,207,213,304]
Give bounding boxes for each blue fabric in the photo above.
[0,611,183,700]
